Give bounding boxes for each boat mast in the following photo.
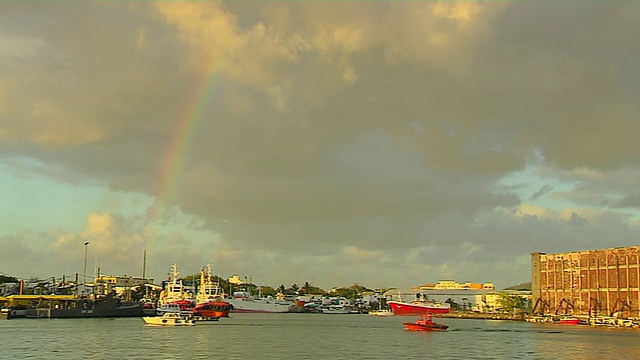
[142,249,146,281]
[142,249,148,299]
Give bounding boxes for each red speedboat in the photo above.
[403,315,448,332]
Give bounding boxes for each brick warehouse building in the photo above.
[531,246,640,319]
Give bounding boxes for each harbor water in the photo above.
[3,313,640,359]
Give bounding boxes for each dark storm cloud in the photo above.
[614,194,640,209]
[1,1,640,289]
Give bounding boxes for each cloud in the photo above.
[529,184,553,201]
[614,194,640,209]
[1,2,640,289]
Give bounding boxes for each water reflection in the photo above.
[530,323,640,360]
[2,315,640,359]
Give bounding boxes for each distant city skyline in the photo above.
[2,1,640,290]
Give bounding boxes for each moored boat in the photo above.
[558,316,580,325]
[194,263,231,318]
[156,301,194,316]
[226,290,291,313]
[526,315,554,323]
[141,300,157,316]
[368,309,394,316]
[143,312,196,326]
[1,305,27,319]
[154,263,197,316]
[158,263,194,306]
[193,301,231,319]
[25,292,143,318]
[403,315,448,332]
[388,299,450,316]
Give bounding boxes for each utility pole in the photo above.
[83,241,89,296]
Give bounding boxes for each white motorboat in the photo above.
[369,299,394,316]
[142,312,196,326]
[368,309,394,316]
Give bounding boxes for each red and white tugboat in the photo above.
[193,263,231,319]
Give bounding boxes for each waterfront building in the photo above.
[94,275,154,295]
[531,246,640,318]
[417,280,495,291]
[228,275,251,285]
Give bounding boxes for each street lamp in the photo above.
[83,241,89,295]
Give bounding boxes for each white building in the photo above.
[228,275,252,285]
[94,275,154,295]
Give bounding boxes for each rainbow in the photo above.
[149,56,225,224]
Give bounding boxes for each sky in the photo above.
[1,1,640,291]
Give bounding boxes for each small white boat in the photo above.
[369,309,394,316]
[143,312,196,326]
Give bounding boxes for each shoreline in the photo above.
[433,311,526,321]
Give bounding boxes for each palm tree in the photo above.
[277,284,286,294]
[302,281,311,295]
[289,283,299,295]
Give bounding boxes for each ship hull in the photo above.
[558,318,580,325]
[403,322,449,331]
[388,301,450,316]
[28,305,142,318]
[228,306,290,313]
[25,294,143,318]
[226,299,290,313]
[193,301,231,318]
[1,306,27,319]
